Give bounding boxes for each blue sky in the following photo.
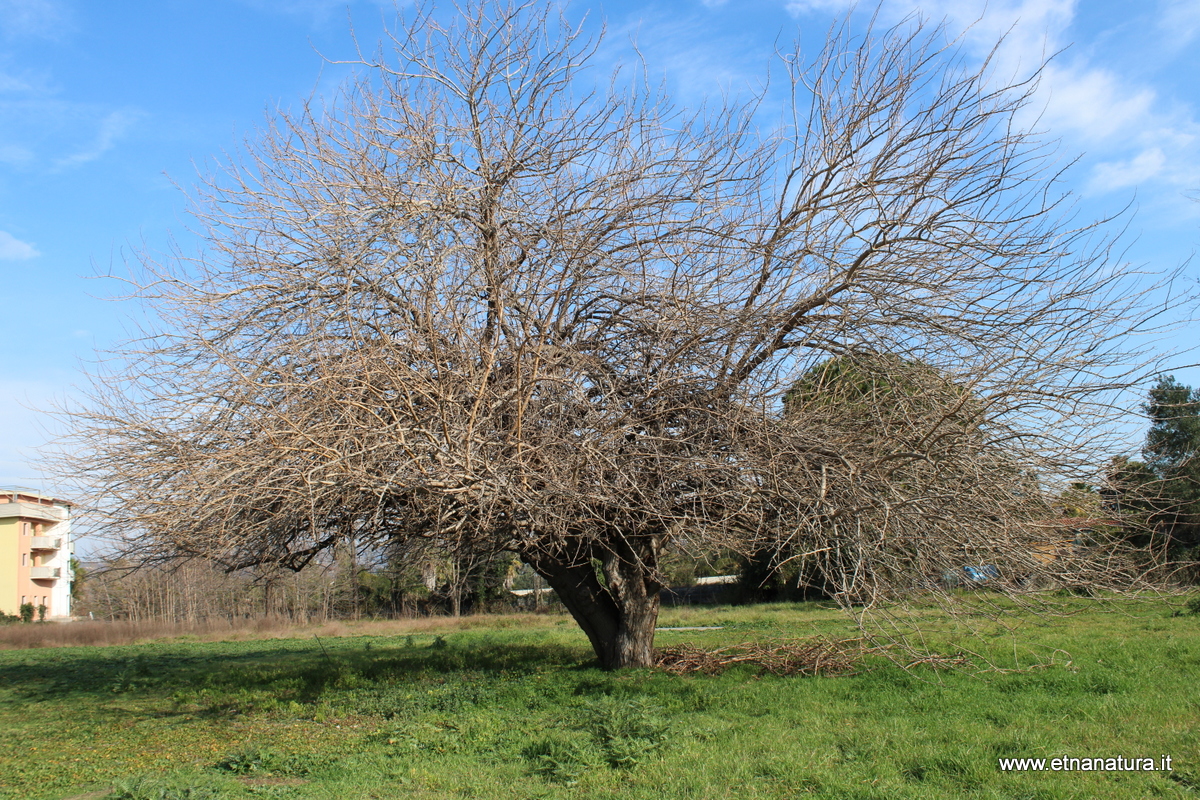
[1,0,1198,497]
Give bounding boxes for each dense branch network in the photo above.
[54,2,1180,667]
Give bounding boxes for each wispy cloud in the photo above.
[52,109,140,170]
[1037,65,1157,144]
[0,71,38,92]
[785,0,853,13]
[599,11,767,106]
[0,142,34,166]
[0,2,137,173]
[0,0,71,41]
[780,0,1200,209]
[1089,148,1167,193]
[1158,0,1200,50]
[235,0,392,28]
[0,100,143,173]
[0,230,38,259]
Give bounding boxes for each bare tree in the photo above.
[56,3,1181,667]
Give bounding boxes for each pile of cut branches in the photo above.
[655,638,863,677]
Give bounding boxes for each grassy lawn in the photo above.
[1,598,1198,799]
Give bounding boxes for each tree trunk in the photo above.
[523,538,662,669]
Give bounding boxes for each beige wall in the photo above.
[1,515,67,617]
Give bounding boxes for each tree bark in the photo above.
[523,539,662,669]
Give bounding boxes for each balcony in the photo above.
[0,501,67,523]
[30,536,61,551]
[30,566,60,580]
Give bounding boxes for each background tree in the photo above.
[1056,483,1101,520]
[56,3,1177,667]
[1143,376,1200,557]
[761,352,1055,602]
[69,556,87,613]
[1105,377,1200,569]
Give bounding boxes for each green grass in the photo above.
[1,598,1198,799]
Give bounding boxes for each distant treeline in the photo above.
[74,544,845,624]
[76,546,527,623]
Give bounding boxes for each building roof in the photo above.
[0,487,73,507]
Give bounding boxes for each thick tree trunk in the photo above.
[522,539,663,669]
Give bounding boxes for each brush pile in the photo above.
[655,638,863,676]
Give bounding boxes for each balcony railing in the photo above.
[0,501,67,522]
[30,536,61,550]
[30,566,60,579]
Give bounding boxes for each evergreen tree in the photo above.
[1142,376,1200,558]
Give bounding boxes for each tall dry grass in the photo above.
[0,612,563,650]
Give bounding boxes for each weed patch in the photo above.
[215,747,333,778]
[522,695,672,783]
[105,771,240,799]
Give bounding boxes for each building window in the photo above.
[21,553,27,566]
[21,596,26,605]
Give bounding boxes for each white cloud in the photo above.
[0,71,35,92]
[236,0,392,28]
[785,0,853,14]
[828,0,1075,77]
[1037,64,1157,143]
[1088,148,1167,193]
[0,142,34,166]
[0,4,114,177]
[777,1,1200,205]
[0,0,70,40]
[600,11,769,106]
[53,109,139,169]
[0,230,39,259]
[1159,0,1200,49]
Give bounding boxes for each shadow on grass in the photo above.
[0,637,596,709]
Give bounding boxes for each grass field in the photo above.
[1,597,1198,799]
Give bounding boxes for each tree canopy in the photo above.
[1109,377,1200,563]
[57,2,1176,667]
[1144,377,1200,544]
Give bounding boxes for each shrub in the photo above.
[523,696,672,784]
[522,737,602,785]
[583,696,671,769]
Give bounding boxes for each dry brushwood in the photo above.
[52,1,1189,669]
[655,640,1010,677]
[896,651,977,672]
[655,639,864,677]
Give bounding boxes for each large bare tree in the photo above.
[58,3,1177,667]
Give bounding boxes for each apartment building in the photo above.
[0,488,73,619]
